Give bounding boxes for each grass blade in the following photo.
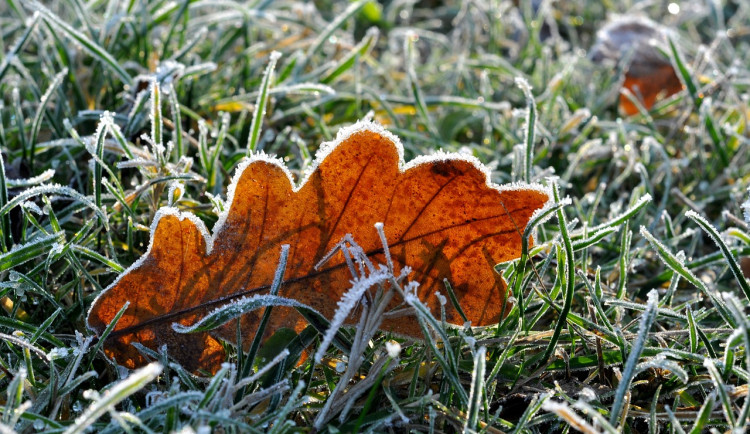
[541,183,575,363]
[35,3,131,84]
[686,210,750,301]
[63,363,162,434]
[246,52,280,154]
[609,289,659,426]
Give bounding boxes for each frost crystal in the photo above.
[385,341,401,358]
[435,291,446,306]
[314,268,390,363]
[21,200,44,215]
[579,388,597,402]
[50,243,64,256]
[742,187,750,223]
[46,347,70,361]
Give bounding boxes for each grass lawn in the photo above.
[1,0,750,432]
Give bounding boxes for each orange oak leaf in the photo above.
[590,16,684,116]
[620,65,683,116]
[87,121,551,373]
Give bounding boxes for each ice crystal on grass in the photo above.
[309,225,415,429]
[743,188,750,224]
[313,266,390,363]
[385,341,401,358]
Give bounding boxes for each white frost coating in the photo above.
[434,291,446,306]
[542,400,600,434]
[403,292,419,305]
[685,210,726,250]
[742,187,750,224]
[182,62,218,78]
[1,232,60,258]
[463,334,476,348]
[50,242,65,256]
[88,119,553,342]
[271,83,335,96]
[7,168,56,188]
[47,347,71,361]
[579,388,597,402]
[116,158,159,169]
[237,349,290,388]
[87,114,109,156]
[385,341,401,358]
[171,293,321,334]
[150,77,163,149]
[313,268,390,363]
[639,225,685,265]
[685,210,723,252]
[167,181,184,206]
[20,200,44,215]
[404,280,420,296]
[586,193,651,234]
[71,362,163,433]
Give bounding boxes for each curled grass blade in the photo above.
[541,183,575,363]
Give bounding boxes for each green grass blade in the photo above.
[609,289,659,426]
[640,226,734,327]
[63,363,162,434]
[246,52,280,154]
[516,77,536,183]
[686,210,750,301]
[464,346,486,431]
[35,3,132,84]
[704,358,736,427]
[541,183,575,363]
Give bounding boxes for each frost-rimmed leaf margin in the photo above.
[86,119,552,366]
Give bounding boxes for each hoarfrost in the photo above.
[20,200,43,215]
[7,169,55,188]
[171,293,318,334]
[50,243,64,256]
[116,158,159,169]
[168,181,184,205]
[385,341,401,358]
[314,268,390,363]
[435,291,446,306]
[46,347,70,361]
[462,334,476,349]
[404,280,420,296]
